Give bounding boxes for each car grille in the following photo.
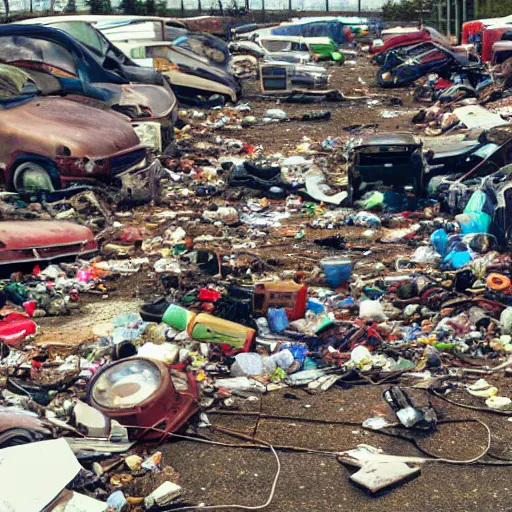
[110,148,147,176]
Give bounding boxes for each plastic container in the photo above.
[162,305,196,332]
[320,258,352,288]
[253,281,308,320]
[190,313,255,354]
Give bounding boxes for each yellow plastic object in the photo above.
[191,313,255,351]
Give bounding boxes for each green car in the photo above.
[258,35,344,64]
[307,37,345,62]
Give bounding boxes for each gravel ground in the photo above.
[35,54,512,511]
[163,384,512,512]
[156,56,512,512]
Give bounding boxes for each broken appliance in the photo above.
[88,357,199,442]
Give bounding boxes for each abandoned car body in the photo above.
[2,24,178,146]
[114,41,241,105]
[377,43,482,88]
[0,65,149,193]
[347,133,427,202]
[0,221,98,265]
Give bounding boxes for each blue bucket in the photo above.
[320,258,352,288]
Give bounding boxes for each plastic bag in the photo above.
[500,307,512,333]
[363,191,385,209]
[349,345,372,369]
[411,246,440,264]
[455,212,491,234]
[231,353,264,376]
[270,348,294,370]
[443,249,472,269]
[431,228,448,257]
[353,211,381,228]
[464,189,487,214]
[359,300,387,321]
[268,307,289,333]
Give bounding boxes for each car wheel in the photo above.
[12,162,55,193]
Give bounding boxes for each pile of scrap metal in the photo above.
[344,121,512,214]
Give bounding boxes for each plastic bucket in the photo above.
[320,258,352,288]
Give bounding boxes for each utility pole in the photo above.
[462,0,467,23]
[455,0,460,42]
[446,0,451,37]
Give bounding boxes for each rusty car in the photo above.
[0,220,98,266]
[0,64,152,193]
[1,24,178,148]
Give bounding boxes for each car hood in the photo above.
[0,220,95,250]
[2,97,140,157]
[93,82,176,119]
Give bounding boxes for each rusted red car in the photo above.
[0,68,149,192]
[0,221,98,265]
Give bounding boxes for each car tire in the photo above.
[12,162,56,193]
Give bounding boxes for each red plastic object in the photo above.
[23,301,36,317]
[435,78,453,90]
[88,357,200,443]
[0,313,37,345]
[198,289,221,302]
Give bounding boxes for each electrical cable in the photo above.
[119,423,281,511]
[431,387,512,416]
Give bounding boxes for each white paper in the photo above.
[0,438,82,512]
[50,491,107,512]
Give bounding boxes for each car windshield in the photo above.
[46,21,107,56]
[1,36,78,77]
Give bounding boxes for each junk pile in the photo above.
[4,13,512,512]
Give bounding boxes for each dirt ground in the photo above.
[159,57,512,512]
[35,55,512,511]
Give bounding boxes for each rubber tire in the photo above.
[12,162,55,193]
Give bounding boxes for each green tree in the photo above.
[382,0,435,21]
[155,0,168,15]
[145,0,156,14]
[119,0,145,14]
[87,0,112,13]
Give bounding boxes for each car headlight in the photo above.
[133,122,162,152]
